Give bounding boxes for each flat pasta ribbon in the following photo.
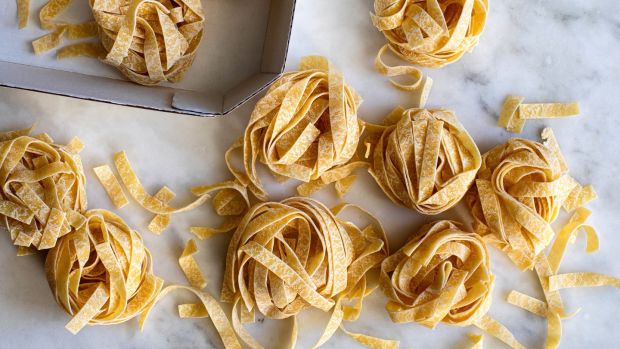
[371,0,488,68]
[465,129,590,270]
[0,128,87,254]
[30,0,98,55]
[45,209,163,334]
[225,56,363,201]
[220,197,391,348]
[498,96,581,133]
[380,220,525,348]
[365,107,481,215]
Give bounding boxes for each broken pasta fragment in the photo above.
[45,209,163,334]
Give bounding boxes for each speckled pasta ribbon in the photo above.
[380,220,524,349]
[364,107,481,215]
[371,0,488,68]
[31,0,98,55]
[0,127,87,255]
[45,209,163,334]
[465,130,590,270]
[90,0,205,85]
[220,197,392,348]
[225,56,363,201]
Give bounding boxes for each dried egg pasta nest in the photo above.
[366,107,481,215]
[220,197,390,348]
[465,131,589,270]
[90,0,205,85]
[380,220,525,348]
[371,0,488,68]
[0,128,87,254]
[226,56,363,201]
[380,220,492,327]
[45,209,163,334]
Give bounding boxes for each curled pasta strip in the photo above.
[90,0,205,85]
[465,132,584,270]
[45,209,163,334]
[226,56,363,201]
[220,197,390,348]
[371,0,489,68]
[0,129,87,254]
[380,220,493,328]
[365,107,481,215]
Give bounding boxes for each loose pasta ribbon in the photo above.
[365,107,481,215]
[226,56,363,201]
[0,128,87,254]
[221,197,390,348]
[45,209,163,334]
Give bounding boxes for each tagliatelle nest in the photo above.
[465,131,587,270]
[45,209,163,334]
[226,56,363,201]
[371,0,488,68]
[91,0,205,85]
[220,197,390,348]
[380,220,493,327]
[366,107,481,215]
[0,127,87,254]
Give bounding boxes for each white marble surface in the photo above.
[1,0,620,348]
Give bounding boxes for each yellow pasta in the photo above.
[93,165,129,208]
[23,0,204,85]
[466,129,592,270]
[365,107,481,214]
[178,239,207,289]
[109,151,250,235]
[45,209,163,334]
[17,0,30,29]
[221,197,391,348]
[380,220,524,348]
[31,0,97,54]
[225,56,363,201]
[370,0,488,94]
[90,0,205,85]
[498,96,581,133]
[0,129,87,252]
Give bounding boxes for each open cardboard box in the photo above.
[0,0,296,116]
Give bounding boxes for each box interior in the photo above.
[0,0,295,116]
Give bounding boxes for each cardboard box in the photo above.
[0,0,296,116]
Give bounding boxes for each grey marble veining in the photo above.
[0,0,619,348]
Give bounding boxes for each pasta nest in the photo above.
[227,56,362,201]
[221,197,389,323]
[0,132,87,252]
[367,107,481,214]
[91,0,205,85]
[380,220,493,327]
[371,0,488,67]
[45,209,163,334]
[466,138,577,270]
